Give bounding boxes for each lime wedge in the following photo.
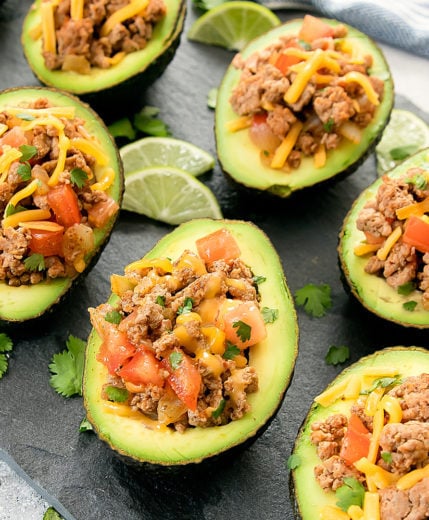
[187,1,281,51]
[376,109,429,175]
[119,136,215,177]
[122,166,223,225]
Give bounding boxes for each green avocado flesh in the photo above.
[83,218,298,465]
[338,148,429,328]
[215,18,393,197]
[0,87,123,323]
[291,346,429,519]
[21,0,186,97]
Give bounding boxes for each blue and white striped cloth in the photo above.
[258,0,429,59]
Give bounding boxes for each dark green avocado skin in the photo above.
[0,87,124,327]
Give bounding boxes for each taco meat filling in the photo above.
[310,372,429,520]
[228,15,384,171]
[89,229,267,432]
[38,0,167,72]
[353,167,429,309]
[0,97,119,286]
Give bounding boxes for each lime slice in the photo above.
[119,136,215,177]
[122,166,223,225]
[187,1,281,51]
[376,109,429,175]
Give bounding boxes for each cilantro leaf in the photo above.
[133,106,170,137]
[70,168,88,188]
[397,281,416,295]
[169,351,183,370]
[323,118,335,133]
[156,295,166,307]
[43,507,65,520]
[24,253,45,272]
[49,335,86,397]
[17,162,32,181]
[253,275,266,285]
[4,203,26,217]
[390,144,419,161]
[0,333,13,353]
[286,453,301,470]
[261,307,278,324]
[223,342,240,360]
[0,355,9,378]
[79,417,94,433]
[177,297,193,315]
[381,451,393,464]
[294,283,332,318]
[361,376,401,395]
[335,477,365,512]
[233,320,251,342]
[105,385,129,403]
[19,144,37,162]
[212,398,226,419]
[406,173,427,190]
[325,345,350,366]
[403,300,417,311]
[104,310,122,324]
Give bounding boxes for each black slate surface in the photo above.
[1,1,429,519]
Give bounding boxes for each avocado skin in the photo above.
[0,87,124,325]
[290,346,429,519]
[83,218,299,467]
[338,148,429,328]
[21,0,186,121]
[215,17,394,198]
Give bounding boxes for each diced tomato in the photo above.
[252,112,268,126]
[364,231,384,245]
[29,229,64,257]
[196,228,241,263]
[47,184,82,228]
[402,216,429,253]
[87,197,119,229]
[162,348,202,411]
[340,414,371,465]
[0,126,28,149]
[298,14,334,42]
[96,322,136,375]
[118,349,165,388]
[249,112,281,153]
[223,301,267,349]
[274,53,302,74]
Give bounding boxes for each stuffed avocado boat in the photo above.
[21,0,186,115]
[339,148,429,328]
[0,86,123,323]
[291,346,429,520]
[83,219,298,465]
[215,15,393,198]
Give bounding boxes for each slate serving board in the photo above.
[0,1,429,519]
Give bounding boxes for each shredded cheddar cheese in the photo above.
[100,0,149,37]
[70,138,109,166]
[354,242,381,256]
[2,208,51,229]
[5,105,76,119]
[313,142,326,168]
[396,197,429,220]
[48,133,70,186]
[342,71,380,105]
[7,179,40,210]
[18,220,64,232]
[41,0,57,54]
[376,226,402,261]
[363,492,380,520]
[367,407,384,464]
[396,463,429,490]
[270,120,303,169]
[0,147,22,183]
[70,0,84,20]
[226,116,252,132]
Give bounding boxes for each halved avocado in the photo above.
[83,218,298,465]
[290,346,429,518]
[21,0,186,118]
[0,86,123,323]
[338,148,429,328]
[215,17,394,198]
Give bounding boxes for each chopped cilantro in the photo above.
[79,417,94,433]
[286,453,301,470]
[24,253,45,272]
[325,345,350,366]
[49,335,86,397]
[212,398,226,419]
[403,300,417,311]
[233,320,251,342]
[397,281,416,295]
[253,275,266,285]
[133,106,170,137]
[104,310,122,324]
[323,118,335,133]
[43,507,65,520]
[298,39,312,50]
[177,297,194,314]
[223,342,240,360]
[17,162,32,181]
[294,283,332,318]
[0,332,13,379]
[406,173,427,190]
[390,144,419,161]
[207,87,218,109]
[381,451,393,464]
[361,376,401,395]
[335,477,365,512]
[4,203,26,217]
[70,167,88,188]
[156,295,166,307]
[261,306,278,324]
[105,385,129,403]
[169,351,183,370]
[19,144,37,162]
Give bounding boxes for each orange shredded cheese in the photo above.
[41,1,57,54]
[270,121,303,169]
[376,226,402,261]
[2,209,51,229]
[342,71,380,105]
[396,197,429,220]
[100,0,149,37]
[226,116,252,132]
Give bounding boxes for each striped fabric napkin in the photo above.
[258,0,429,59]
